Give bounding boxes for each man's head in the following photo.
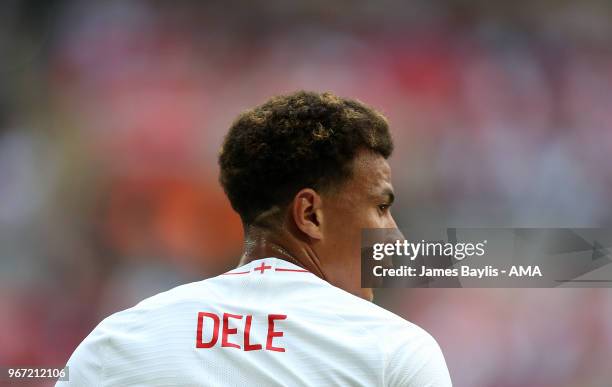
[219,91,396,300]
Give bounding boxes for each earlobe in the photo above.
[292,189,324,240]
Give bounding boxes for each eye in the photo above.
[378,204,390,212]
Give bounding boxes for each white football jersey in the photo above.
[58,258,452,386]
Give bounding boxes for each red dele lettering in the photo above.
[196,312,287,352]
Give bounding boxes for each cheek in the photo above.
[348,210,380,237]
[323,199,380,249]
[324,210,363,253]
[361,208,385,229]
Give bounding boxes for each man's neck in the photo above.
[239,226,327,280]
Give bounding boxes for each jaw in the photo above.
[347,285,374,302]
[361,288,374,302]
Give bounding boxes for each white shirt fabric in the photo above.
[58,258,452,386]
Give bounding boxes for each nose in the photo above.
[387,213,398,230]
[385,214,405,241]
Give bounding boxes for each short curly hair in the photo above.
[219,90,393,225]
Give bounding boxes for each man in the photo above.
[58,91,452,386]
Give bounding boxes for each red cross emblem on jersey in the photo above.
[254,261,272,274]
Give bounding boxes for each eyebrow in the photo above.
[382,188,395,205]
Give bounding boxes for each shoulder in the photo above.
[316,281,430,337]
[316,287,451,386]
[367,305,451,387]
[57,280,213,386]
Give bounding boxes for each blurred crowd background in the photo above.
[1,0,611,386]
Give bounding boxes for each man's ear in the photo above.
[291,188,324,240]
